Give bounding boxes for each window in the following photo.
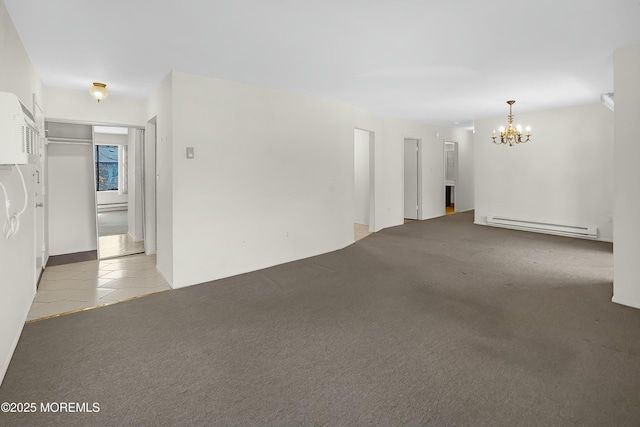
[96,145,119,191]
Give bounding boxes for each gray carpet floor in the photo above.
[1,211,639,426]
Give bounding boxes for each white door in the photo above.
[404,139,419,219]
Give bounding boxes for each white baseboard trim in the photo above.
[611,296,640,310]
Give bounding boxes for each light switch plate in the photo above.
[186,147,194,159]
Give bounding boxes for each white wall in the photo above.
[146,73,173,283]
[474,103,614,242]
[0,0,43,384]
[170,71,354,288]
[44,86,147,127]
[612,45,640,309]
[155,71,474,289]
[353,129,370,225]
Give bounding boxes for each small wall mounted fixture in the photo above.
[89,82,109,102]
[491,100,531,146]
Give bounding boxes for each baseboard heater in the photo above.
[486,215,598,239]
[97,202,128,213]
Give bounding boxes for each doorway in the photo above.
[444,141,457,215]
[354,128,375,241]
[404,138,421,221]
[93,126,146,259]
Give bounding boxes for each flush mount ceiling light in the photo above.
[491,100,531,146]
[89,82,109,102]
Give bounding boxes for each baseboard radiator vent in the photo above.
[486,215,598,239]
[97,202,128,213]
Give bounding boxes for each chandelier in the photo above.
[491,100,531,146]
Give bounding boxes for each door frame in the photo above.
[144,118,157,255]
[92,125,146,260]
[444,140,458,212]
[354,128,376,233]
[403,137,422,220]
[32,94,46,285]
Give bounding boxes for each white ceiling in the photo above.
[5,0,640,127]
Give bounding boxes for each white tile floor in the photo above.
[99,234,145,259]
[354,223,372,242]
[28,254,171,322]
